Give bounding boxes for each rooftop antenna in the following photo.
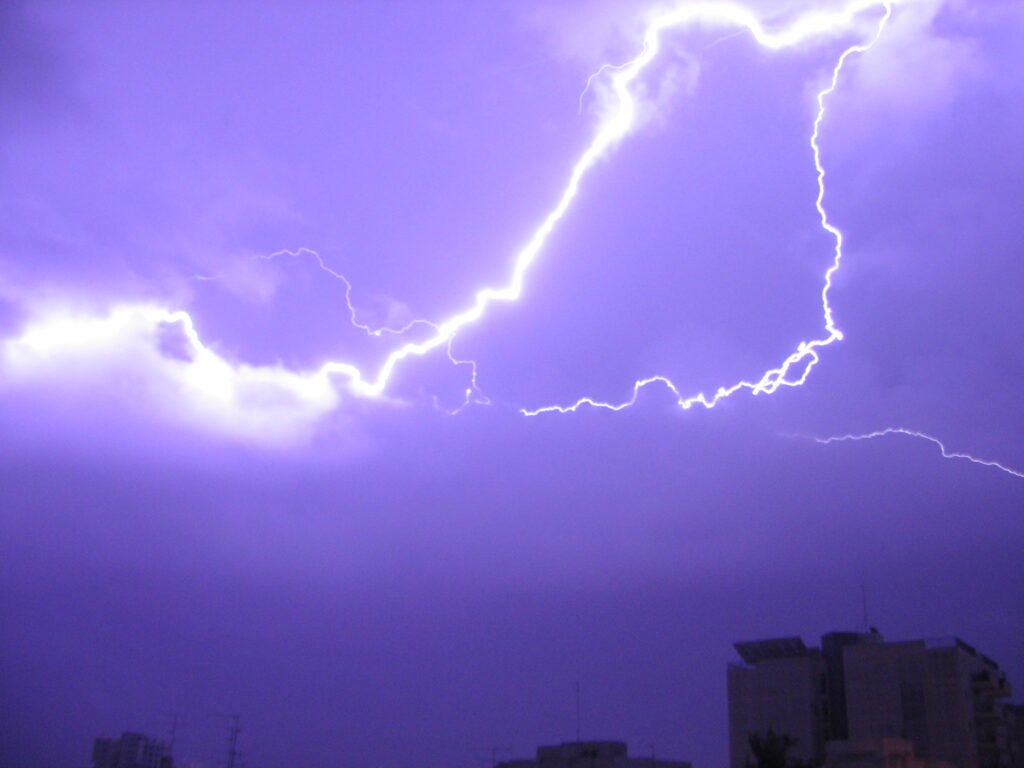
[226,714,241,768]
[861,584,870,632]
[575,680,581,742]
[167,712,181,753]
[212,713,242,768]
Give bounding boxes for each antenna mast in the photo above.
[575,681,581,742]
[861,584,870,631]
[225,714,241,768]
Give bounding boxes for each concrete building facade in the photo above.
[844,638,1015,768]
[728,631,1020,768]
[824,737,954,768]
[727,637,826,767]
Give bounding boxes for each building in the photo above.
[1007,705,1024,767]
[497,740,691,768]
[844,637,1017,768]
[728,632,884,767]
[824,737,954,768]
[92,731,173,768]
[728,631,1021,768]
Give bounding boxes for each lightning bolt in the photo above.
[3,1,896,428]
[799,428,1024,480]
[195,246,438,338]
[255,248,490,409]
[522,0,892,415]
[256,248,439,339]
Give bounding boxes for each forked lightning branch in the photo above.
[6,1,1019,477]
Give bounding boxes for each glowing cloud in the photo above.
[2,0,899,440]
[2,304,339,443]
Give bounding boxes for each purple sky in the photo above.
[1,1,1022,767]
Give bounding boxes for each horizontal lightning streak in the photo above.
[801,428,1024,480]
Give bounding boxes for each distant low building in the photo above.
[727,630,1022,768]
[92,731,172,768]
[497,740,691,768]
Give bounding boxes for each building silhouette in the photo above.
[497,740,691,768]
[1008,706,1024,768]
[825,737,954,768]
[92,731,173,768]
[728,630,1022,768]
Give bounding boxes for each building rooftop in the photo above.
[734,636,809,664]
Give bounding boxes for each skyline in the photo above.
[1,1,1022,766]
[80,625,1024,767]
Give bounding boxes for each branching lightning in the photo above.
[800,428,1024,480]
[522,0,892,415]
[4,1,903,434]
[256,248,439,339]
[257,247,489,409]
